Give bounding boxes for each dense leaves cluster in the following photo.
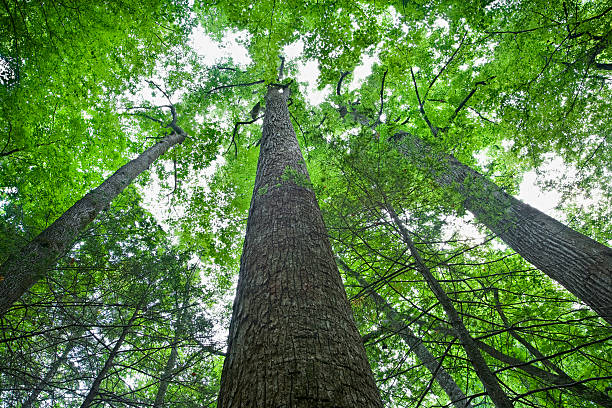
[0,0,610,407]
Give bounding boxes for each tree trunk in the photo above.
[80,304,141,408]
[392,132,612,325]
[153,339,180,408]
[362,303,612,407]
[387,205,514,408]
[22,339,75,408]
[217,85,382,408]
[337,257,474,408]
[0,130,186,317]
[153,282,192,408]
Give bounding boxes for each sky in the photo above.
[141,23,573,235]
[134,20,604,347]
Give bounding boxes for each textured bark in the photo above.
[392,132,612,325]
[337,257,473,408]
[80,305,141,408]
[387,206,514,408]
[0,130,186,316]
[217,86,382,408]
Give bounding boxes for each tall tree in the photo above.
[217,84,382,407]
[391,131,612,325]
[0,118,187,316]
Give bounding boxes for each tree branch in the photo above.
[205,80,265,95]
[337,71,350,96]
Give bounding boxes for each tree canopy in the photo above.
[1,0,610,407]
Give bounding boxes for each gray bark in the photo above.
[387,205,514,408]
[217,85,383,407]
[337,257,474,408]
[392,132,612,325]
[0,130,186,316]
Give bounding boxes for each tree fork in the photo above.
[217,85,382,407]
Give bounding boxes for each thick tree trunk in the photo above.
[0,130,186,316]
[392,132,612,325]
[387,205,514,408]
[337,257,473,408]
[80,305,141,408]
[217,85,382,408]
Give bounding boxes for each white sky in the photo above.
[133,21,605,348]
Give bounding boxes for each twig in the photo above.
[205,80,265,95]
[373,69,388,127]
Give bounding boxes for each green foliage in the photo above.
[1,0,611,406]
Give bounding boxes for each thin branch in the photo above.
[205,80,265,95]
[147,80,172,104]
[337,71,350,96]
[447,76,495,126]
[424,30,468,102]
[411,67,439,137]
[226,115,264,157]
[373,69,388,127]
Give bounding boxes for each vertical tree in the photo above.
[217,84,383,407]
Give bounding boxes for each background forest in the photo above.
[0,0,611,407]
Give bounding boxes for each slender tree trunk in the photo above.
[362,304,612,407]
[153,339,180,408]
[217,85,382,407]
[387,205,514,408]
[153,281,192,408]
[80,305,141,408]
[337,257,473,408]
[391,132,612,325]
[22,339,75,408]
[0,130,186,316]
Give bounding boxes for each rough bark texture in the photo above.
[217,86,382,408]
[387,206,514,408]
[0,130,186,316]
[337,258,473,408]
[393,132,612,326]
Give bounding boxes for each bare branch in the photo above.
[226,115,264,157]
[205,80,265,95]
[423,30,468,103]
